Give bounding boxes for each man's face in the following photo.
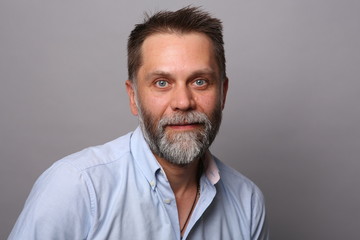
[126,33,228,165]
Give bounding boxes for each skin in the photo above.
[126,32,228,234]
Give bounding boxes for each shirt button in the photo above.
[164,199,171,204]
[150,180,155,187]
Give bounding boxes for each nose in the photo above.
[170,85,195,111]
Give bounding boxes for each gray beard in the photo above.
[137,103,222,166]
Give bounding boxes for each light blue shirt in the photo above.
[9,127,268,240]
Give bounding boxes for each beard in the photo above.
[136,100,222,166]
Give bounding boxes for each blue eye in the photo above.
[155,80,168,88]
[194,79,206,86]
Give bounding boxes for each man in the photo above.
[9,6,268,240]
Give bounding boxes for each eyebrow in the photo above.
[145,68,218,81]
[145,71,172,81]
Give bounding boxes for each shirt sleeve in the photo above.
[250,187,269,240]
[8,161,93,240]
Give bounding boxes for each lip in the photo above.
[166,123,201,131]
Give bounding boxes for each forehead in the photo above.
[138,32,219,77]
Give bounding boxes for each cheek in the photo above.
[195,93,220,112]
[141,94,170,116]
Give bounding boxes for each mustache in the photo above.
[158,112,209,127]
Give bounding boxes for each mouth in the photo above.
[165,122,202,131]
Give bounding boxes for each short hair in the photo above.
[127,6,226,82]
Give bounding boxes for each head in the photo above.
[126,7,228,166]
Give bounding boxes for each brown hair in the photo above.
[127,6,226,82]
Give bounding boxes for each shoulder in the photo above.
[57,131,134,172]
[30,131,136,204]
[31,131,135,199]
[213,156,265,202]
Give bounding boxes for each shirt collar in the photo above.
[203,151,220,185]
[130,126,161,190]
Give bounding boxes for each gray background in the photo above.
[1,0,359,239]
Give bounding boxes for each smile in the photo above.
[166,123,202,130]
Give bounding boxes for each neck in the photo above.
[155,156,201,195]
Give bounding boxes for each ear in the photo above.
[125,80,138,116]
[221,77,229,110]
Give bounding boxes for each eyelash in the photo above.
[193,79,207,86]
[155,80,169,88]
